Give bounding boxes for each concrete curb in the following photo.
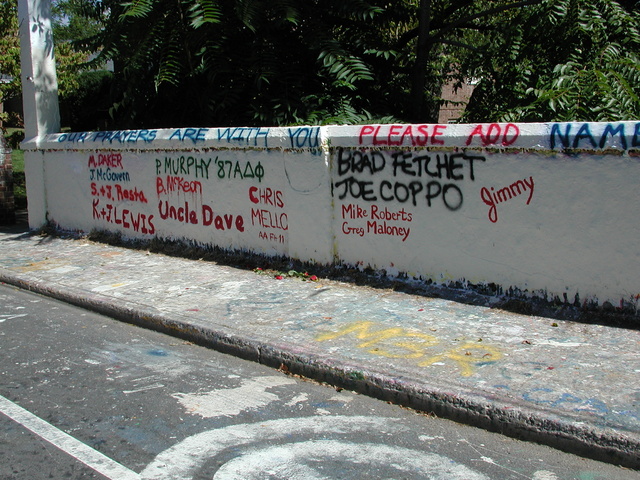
[1,267,638,469]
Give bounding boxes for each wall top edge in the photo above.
[21,121,640,153]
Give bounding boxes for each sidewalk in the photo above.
[0,219,638,468]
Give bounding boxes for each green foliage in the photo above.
[1,0,94,130]
[0,2,21,127]
[36,0,640,128]
[87,0,415,127]
[5,129,25,150]
[52,0,105,44]
[55,42,91,99]
[4,141,26,209]
[61,70,114,131]
[51,0,550,126]
[460,0,640,122]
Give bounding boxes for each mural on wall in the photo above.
[31,121,640,306]
[334,146,487,242]
[325,121,639,304]
[75,126,328,256]
[335,124,533,241]
[79,128,296,253]
[479,176,535,224]
[89,152,155,235]
[155,154,246,231]
[548,122,640,150]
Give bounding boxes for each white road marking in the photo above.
[216,440,489,480]
[123,383,165,394]
[419,435,446,441]
[140,416,490,480]
[0,313,28,322]
[172,375,296,418]
[533,471,559,480]
[285,393,309,406]
[0,394,140,480]
[329,393,354,403]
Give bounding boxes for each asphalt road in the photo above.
[1,283,637,479]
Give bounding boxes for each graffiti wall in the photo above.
[25,127,332,265]
[22,122,640,306]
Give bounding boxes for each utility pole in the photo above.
[18,0,60,228]
[18,0,60,140]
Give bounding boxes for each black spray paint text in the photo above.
[335,149,485,211]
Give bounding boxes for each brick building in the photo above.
[438,79,476,124]
[0,135,15,225]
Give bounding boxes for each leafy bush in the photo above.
[6,129,24,149]
[60,70,114,131]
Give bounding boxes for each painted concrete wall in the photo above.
[22,122,640,307]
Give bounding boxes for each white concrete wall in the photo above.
[22,122,640,306]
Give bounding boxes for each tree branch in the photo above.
[431,0,544,41]
[436,38,480,52]
[394,0,538,50]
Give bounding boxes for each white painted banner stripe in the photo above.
[0,394,140,480]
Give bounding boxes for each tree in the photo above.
[52,0,105,44]
[47,0,640,128]
[87,0,545,127]
[82,0,404,127]
[459,0,640,122]
[0,0,91,129]
[0,1,22,128]
[50,0,113,130]
[92,0,574,127]
[399,0,544,122]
